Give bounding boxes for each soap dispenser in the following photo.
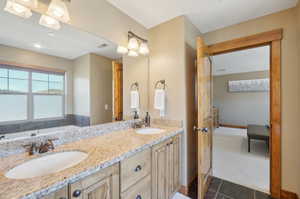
[145,112,151,127]
[133,111,139,119]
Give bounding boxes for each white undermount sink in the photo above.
[135,128,165,135]
[5,151,88,179]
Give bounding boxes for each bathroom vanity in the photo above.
[0,123,182,199]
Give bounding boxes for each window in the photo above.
[0,65,65,123]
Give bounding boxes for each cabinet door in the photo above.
[172,135,181,193]
[70,164,119,199]
[152,140,169,199]
[83,177,111,199]
[42,187,68,199]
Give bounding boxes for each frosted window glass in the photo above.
[32,80,48,93]
[49,74,63,82]
[9,79,28,92]
[32,72,48,81]
[0,95,27,122]
[49,82,63,94]
[0,68,8,77]
[9,70,28,79]
[34,95,63,119]
[0,78,8,91]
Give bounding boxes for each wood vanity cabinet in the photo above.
[42,186,68,199]
[152,135,181,199]
[69,164,119,199]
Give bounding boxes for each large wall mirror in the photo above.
[0,6,149,139]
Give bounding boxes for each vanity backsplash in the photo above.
[0,120,138,158]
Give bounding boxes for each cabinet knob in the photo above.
[134,165,142,172]
[73,189,82,198]
[136,195,142,199]
[59,197,66,199]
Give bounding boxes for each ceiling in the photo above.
[0,1,120,60]
[106,0,297,33]
[212,46,270,76]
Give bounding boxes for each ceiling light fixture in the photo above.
[39,15,61,30]
[47,0,70,23]
[4,0,32,18]
[117,31,149,57]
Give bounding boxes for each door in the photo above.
[112,61,123,121]
[83,177,111,199]
[195,37,213,199]
[42,187,68,199]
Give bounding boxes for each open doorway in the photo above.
[211,46,270,193]
[194,29,282,199]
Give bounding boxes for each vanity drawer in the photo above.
[121,148,151,192]
[121,175,151,199]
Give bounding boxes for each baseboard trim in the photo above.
[178,185,189,196]
[281,190,299,199]
[219,124,247,129]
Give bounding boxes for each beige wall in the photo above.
[203,8,300,195]
[184,18,202,185]
[0,44,74,114]
[90,54,113,125]
[73,54,90,117]
[148,16,201,186]
[123,56,149,119]
[213,71,270,126]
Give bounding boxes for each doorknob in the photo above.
[194,126,209,133]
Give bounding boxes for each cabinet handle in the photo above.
[73,190,82,198]
[134,165,142,172]
[136,194,142,199]
[59,197,66,199]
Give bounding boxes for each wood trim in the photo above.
[219,124,247,129]
[270,39,282,198]
[0,60,66,74]
[207,29,282,199]
[208,29,283,55]
[281,190,299,199]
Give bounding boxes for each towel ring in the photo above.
[155,80,166,90]
[130,82,139,91]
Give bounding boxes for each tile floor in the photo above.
[213,127,269,193]
[188,177,272,199]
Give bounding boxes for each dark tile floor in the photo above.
[188,177,272,199]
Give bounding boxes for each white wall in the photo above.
[213,71,270,126]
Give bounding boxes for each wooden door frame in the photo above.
[206,29,282,199]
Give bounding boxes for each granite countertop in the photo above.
[0,125,183,199]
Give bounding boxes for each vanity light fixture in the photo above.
[46,0,70,23]
[15,0,38,9]
[128,50,139,57]
[117,46,128,54]
[4,0,33,18]
[39,15,61,30]
[117,31,149,57]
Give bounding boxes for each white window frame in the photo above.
[0,65,65,125]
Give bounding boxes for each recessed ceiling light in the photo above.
[33,43,42,48]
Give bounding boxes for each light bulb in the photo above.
[128,50,139,57]
[47,0,70,23]
[117,46,128,54]
[15,0,38,8]
[39,15,61,30]
[139,42,149,55]
[4,0,32,18]
[128,37,139,50]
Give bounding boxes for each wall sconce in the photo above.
[117,31,149,57]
